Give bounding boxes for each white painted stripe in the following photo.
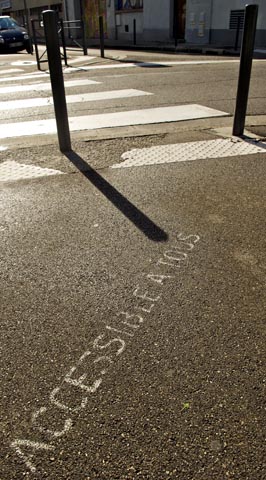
[0,60,243,82]
[0,160,64,182]
[0,79,100,94]
[67,56,96,64]
[11,60,37,66]
[64,60,241,72]
[0,68,23,75]
[0,89,153,111]
[61,59,266,73]
[0,72,50,83]
[0,105,228,139]
[111,139,266,169]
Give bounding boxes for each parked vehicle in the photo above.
[0,16,32,53]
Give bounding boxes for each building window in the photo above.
[115,0,143,11]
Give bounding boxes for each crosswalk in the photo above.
[0,60,231,147]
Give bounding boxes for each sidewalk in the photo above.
[1,120,266,478]
[85,38,266,59]
[1,45,265,479]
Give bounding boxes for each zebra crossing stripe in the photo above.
[0,89,153,111]
[0,104,228,139]
[0,79,101,94]
[0,72,49,83]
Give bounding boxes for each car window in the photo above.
[0,18,20,29]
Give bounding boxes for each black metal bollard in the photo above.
[99,16,104,58]
[133,19,136,45]
[43,10,71,152]
[31,19,41,70]
[233,4,258,137]
[60,19,68,66]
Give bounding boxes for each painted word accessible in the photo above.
[11,232,200,475]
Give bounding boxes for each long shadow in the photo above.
[68,58,169,70]
[65,151,168,242]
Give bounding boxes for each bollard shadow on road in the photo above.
[64,150,168,242]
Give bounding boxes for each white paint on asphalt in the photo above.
[63,59,242,71]
[61,58,266,72]
[11,60,37,66]
[0,105,228,138]
[10,439,55,474]
[10,233,200,475]
[0,160,64,182]
[0,79,101,94]
[66,56,96,64]
[111,138,266,168]
[0,72,50,83]
[0,89,153,111]
[0,68,23,75]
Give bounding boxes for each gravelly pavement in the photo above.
[1,134,265,479]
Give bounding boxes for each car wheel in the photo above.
[26,42,33,54]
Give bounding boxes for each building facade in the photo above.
[1,0,265,48]
[185,0,266,47]
[103,0,266,48]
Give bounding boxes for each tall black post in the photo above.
[233,4,258,137]
[31,20,41,70]
[133,19,136,45]
[60,19,68,66]
[43,10,71,152]
[79,0,88,55]
[99,16,105,58]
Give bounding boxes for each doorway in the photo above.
[173,0,186,40]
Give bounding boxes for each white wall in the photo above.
[143,0,171,41]
[185,0,212,44]
[211,0,266,29]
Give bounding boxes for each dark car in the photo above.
[0,16,32,53]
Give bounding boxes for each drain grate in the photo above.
[0,160,64,182]
[112,138,266,169]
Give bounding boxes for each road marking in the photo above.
[0,79,101,94]
[0,59,247,81]
[62,58,265,72]
[0,89,153,111]
[0,68,24,75]
[11,60,37,66]
[0,72,50,83]
[0,105,228,138]
[64,59,241,71]
[67,56,96,64]
[0,161,64,182]
[111,138,266,168]
[10,233,200,475]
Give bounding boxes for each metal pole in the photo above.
[233,4,258,137]
[23,0,31,35]
[80,18,87,55]
[133,18,136,45]
[99,16,104,58]
[60,19,68,66]
[43,10,71,152]
[32,20,41,70]
[79,0,88,55]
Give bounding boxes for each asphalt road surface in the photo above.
[1,49,266,479]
